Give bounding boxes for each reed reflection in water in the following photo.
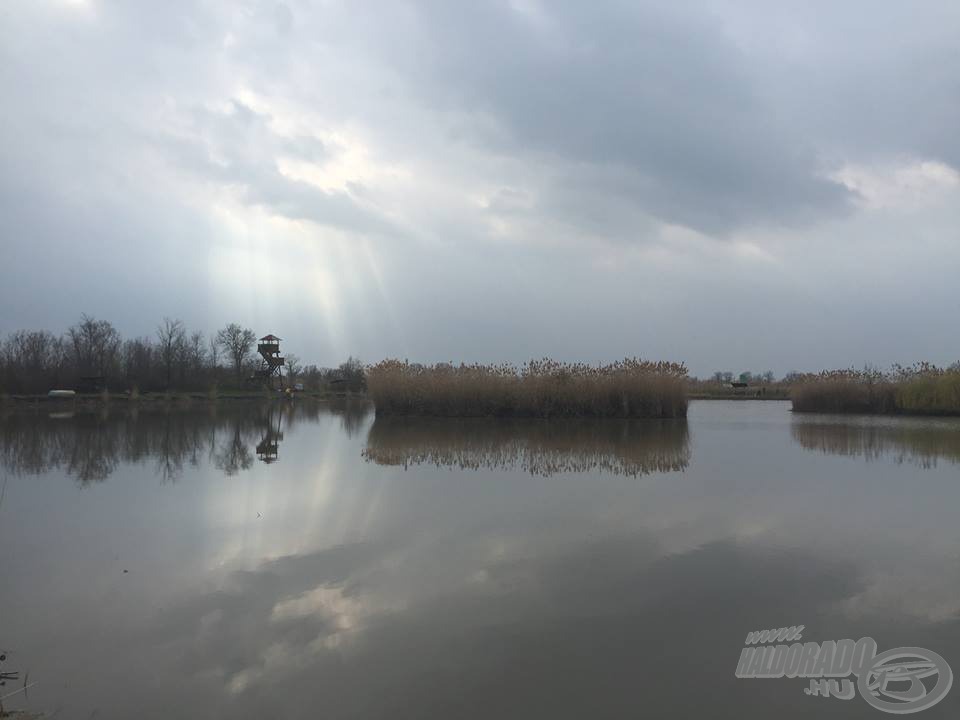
[363,417,690,476]
[791,414,960,468]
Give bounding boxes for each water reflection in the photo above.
[362,417,690,476]
[140,537,876,718]
[4,401,960,718]
[791,415,960,467]
[0,400,372,483]
[255,408,284,464]
[334,397,373,438]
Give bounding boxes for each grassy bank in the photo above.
[688,387,790,400]
[366,358,688,418]
[791,365,960,415]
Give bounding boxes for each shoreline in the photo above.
[688,394,789,401]
[5,392,960,419]
[0,391,360,410]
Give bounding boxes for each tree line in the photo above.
[0,315,365,394]
[708,370,778,384]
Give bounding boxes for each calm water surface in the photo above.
[2,400,959,718]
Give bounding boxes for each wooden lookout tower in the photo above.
[255,334,286,390]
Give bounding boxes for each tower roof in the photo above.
[260,334,282,341]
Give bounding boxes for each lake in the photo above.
[1,400,959,718]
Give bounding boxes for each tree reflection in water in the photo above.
[0,400,373,484]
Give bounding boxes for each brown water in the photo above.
[1,400,959,718]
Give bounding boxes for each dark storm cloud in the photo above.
[372,0,853,234]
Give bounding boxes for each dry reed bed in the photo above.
[791,364,960,415]
[366,358,688,418]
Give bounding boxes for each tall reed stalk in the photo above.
[366,358,688,418]
[791,364,960,415]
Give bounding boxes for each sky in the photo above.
[1,0,959,377]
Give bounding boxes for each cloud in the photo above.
[2,0,960,372]
[356,0,854,235]
[831,159,960,211]
[158,100,401,236]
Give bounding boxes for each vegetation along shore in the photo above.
[790,364,960,416]
[366,358,688,419]
[3,314,960,418]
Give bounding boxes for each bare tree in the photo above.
[5,330,60,373]
[121,337,154,389]
[186,331,207,374]
[216,323,257,380]
[2,330,65,391]
[68,315,121,378]
[208,333,221,370]
[156,318,186,388]
[285,353,301,384]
